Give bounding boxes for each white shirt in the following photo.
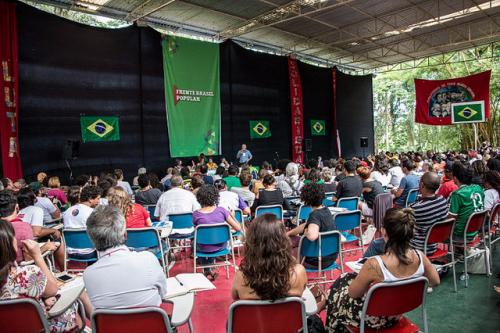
[231,187,255,207]
[218,191,240,211]
[484,188,499,210]
[389,166,405,188]
[35,196,57,223]
[83,246,167,309]
[117,180,133,196]
[154,187,200,221]
[63,204,94,229]
[371,171,391,187]
[18,206,44,227]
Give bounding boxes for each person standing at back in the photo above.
[236,144,252,166]
[334,160,362,201]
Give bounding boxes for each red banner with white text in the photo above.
[415,70,491,126]
[288,57,304,164]
[0,1,22,179]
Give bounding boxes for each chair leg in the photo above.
[225,254,229,279]
[463,246,468,288]
[188,318,194,333]
[450,245,457,293]
[484,244,491,276]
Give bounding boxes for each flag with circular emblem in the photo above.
[80,116,120,142]
[249,120,271,139]
[451,101,485,124]
[311,119,326,136]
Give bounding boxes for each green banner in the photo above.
[162,36,220,157]
[249,120,271,139]
[80,116,120,142]
[311,119,326,136]
[451,101,485,124]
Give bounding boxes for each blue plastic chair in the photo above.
[336,197,360,211]
[255,205,283,220]
[298,230,343,284]
[405,189,419,207]
[333,210,364,254]
[62,229,97,272]
[232,209,245,256]
[144,205,158,222]
[126,227,169,276]
[322,192,336,207]
[194,223,235,279]
[296,205,313,225]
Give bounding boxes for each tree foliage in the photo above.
[374,47,499,152]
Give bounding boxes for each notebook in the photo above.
[165,273,216,299]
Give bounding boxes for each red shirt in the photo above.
[437,177,458,199]
[125,204,150,229]
[9,217,34,262]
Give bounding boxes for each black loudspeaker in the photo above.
[305,139,312,152]
[360,137,368,148]
[62,140,80,160]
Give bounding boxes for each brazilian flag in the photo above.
[80,116,120,142]
[311,119,326,136]
[451,101,485,124]
[249,120,271,139]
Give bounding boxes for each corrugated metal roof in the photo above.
[26,0,500,71]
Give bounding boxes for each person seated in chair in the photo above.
[108,186,152,229]
[392,159,420,208]
[287,183,337,269]
[324,208,440,332]
[223,165,242,190]
[333,160,362,202]
[357,166,385,217]
[134,174,162,206]
[230,172,256,208]
[232,213,307,300]
[251,174,291,212]
[83,205,167,309]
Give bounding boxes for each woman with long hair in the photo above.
[325,208,440,332]
[0,219,90,331]
[107,186,151,228]
[483,170,500,210]
[232,213,307,300]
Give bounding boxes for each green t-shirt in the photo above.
[223,176,242,190]
[449,184,485,237]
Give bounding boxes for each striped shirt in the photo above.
[409,195,449,255]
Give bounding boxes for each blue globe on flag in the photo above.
[95,122,107,134]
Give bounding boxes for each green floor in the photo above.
[406,245,500,333]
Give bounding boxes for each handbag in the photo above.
[466,247,490,274]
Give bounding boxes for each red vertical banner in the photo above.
[0,1,22,180]
[332,67,340,157]
[288,57,304,164]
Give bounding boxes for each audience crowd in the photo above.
[0,147,499,332]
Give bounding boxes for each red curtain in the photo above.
[288,57,304,164]
[0,1,22,180]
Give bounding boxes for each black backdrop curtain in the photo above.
[335,70,374,158]
[17,3,167,181]
[14,3,373,182]
[220,41,290,167]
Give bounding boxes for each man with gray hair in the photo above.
[154,175,200,223]
[83,206,167,309]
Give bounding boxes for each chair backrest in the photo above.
[323,192,336,207]
[298,230,341,259]
[490,202,500,225]
[91,307,172,333]
[227,297,307,333]
[333,210,362,232]
[372,192,393,229]
[169,212,194,229]
[0,298,50,333]
[144,205,157,221]
[336,197,359,211]
[424,218,455,249]
[125,228,161,250]
[363,276,428,317]
[405,189,419,207]
[255,205,283,220]
[195,223,231,246]
[233,209,244,224]
[297,205,313,222]
[465,210,488,234]
[63,228,95,250]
